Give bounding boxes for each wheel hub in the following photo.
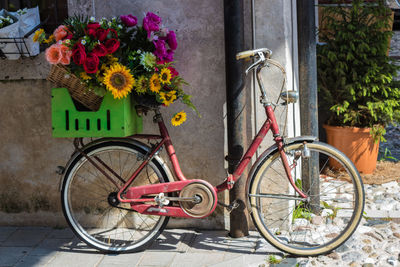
[107,192,120,207]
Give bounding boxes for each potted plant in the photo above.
[317,0,400,174]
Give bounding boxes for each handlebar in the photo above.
[235,48,294,107]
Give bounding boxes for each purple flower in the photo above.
[120,14,138,27]
[143,12,161,37]
[153,39,167,59]
[167,30,177,50]
[164,49,174,62]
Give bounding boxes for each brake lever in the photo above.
[245,52,266,75]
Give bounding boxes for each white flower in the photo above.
[112,17,116,21]
[118,25,122,29]
[81,39,87,45]
[65,39,71,44]
[58,40,63,45]
[108,21,112,27]
[160,27,169,37]
[90,16,96,22]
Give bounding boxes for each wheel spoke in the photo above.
[62,143,169,253]
[249,142,364,256]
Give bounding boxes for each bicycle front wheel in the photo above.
[61,141,170,253]
[249,141,364,256]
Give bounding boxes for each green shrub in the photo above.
[317,0,400,140]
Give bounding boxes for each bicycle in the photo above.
[59,48,365,256]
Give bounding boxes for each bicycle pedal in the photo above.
[217,200,240,213]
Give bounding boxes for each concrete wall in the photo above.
[0,0,299,228]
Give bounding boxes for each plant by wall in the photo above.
[317,0,400,139]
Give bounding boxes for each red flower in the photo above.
[96,28,109,41]
[93,44,107,57]
[83,53,99,74]
[109,29,118,38]
[168,66,179,77]
[72,46,86,65]
[86,22,101,37]
[73,43,85,51]
[104,38,120,54]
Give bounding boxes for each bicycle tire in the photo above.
[61,141,170,253]
[249,141,364,256]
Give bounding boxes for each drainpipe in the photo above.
[224,0,249,237]
[297,0,319,211]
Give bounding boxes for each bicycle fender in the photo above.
[245,136,318,213]
[58,138,175,192]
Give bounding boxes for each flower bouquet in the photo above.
[38,12,196,126]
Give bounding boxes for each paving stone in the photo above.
[47,228,75,239]
[97,252,144,267]
[363,209,389,218]
[209,254,266,267]
[169,252,225,267]
[45,251,104,267]
[0,247,32,267]
[2,227,51,247]
[188,231,230,253]
[30,239,72,255]
[14,254,57,267]
[0,227,17,242]
[342,251,363,263]
[273,257,298,267]
[138,251,177,266]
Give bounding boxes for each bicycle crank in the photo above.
[154,193,202,207]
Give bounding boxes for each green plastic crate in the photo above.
[51,88,142,137]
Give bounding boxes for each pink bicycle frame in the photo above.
[111,103,306,219]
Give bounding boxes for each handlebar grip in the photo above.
[236,50,256,60]
[236,48,272,60]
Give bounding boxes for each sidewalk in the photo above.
[0,227,285,267]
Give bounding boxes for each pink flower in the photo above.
[143,12,161,38]
[45,44,62,64]
[167,30,177,50]
[120,14,137,27]
[164,49,174,62]
[59,45,72,65]
[53,25,68,42]
[153,39,167,60]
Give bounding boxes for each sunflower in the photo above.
[33,28,44,42]
[159,90,177,106]
[103,64,135,99]
[171,111,187,126]
[44,34,55,44]
[106,55,119,64]
[159,68,172,85]
[135,76,149,94]
[80,72,92,80]
[149,73,161,93]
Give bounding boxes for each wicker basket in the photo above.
[47,64,103,111]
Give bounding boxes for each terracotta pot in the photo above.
[323,125,380,174]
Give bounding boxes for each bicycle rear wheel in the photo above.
[61,141,170,253]
[249,141,364,256]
